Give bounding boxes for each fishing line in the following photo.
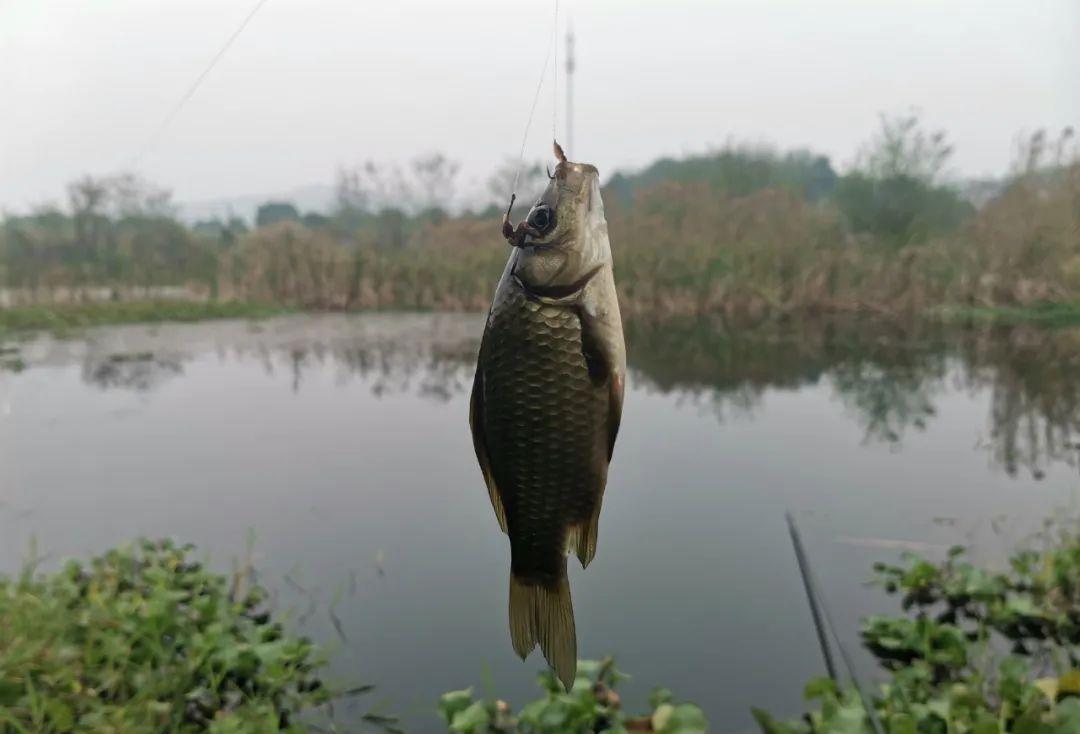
[127,0,272,169]
[552,0,559,144]
[507,0,560,214]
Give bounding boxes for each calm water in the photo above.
[1,313,1078,733]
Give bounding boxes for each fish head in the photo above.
[511,161,610,292]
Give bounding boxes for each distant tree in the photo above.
[486,159,548,218]
[108,173,174,218]
[799,154,839,201]
[335,166,370,215]
[834,112,972,245]
[192,219,224,236]
[411,153,461,211]
[854,111,954,184]
[255,201,301,228]
[67,176,110,252]
[301,212,331,229]
[601,146,838,206]
[375,208,407,249]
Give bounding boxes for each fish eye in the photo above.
[527,205,554,233]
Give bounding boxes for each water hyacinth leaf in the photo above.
[886,713,917,734]
[1012,714,1055,734]
[751,707,803,734]
[970,714,999,734]
[650,686,673,709]
[803,677,839,700]
[443,659,707,734]
[655,703,708,734]
[652,703,675,731]
[0,538,386,733]
[438,688,475,724]
[449,701,490,733]
[1052,699,1080,733]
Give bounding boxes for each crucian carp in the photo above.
[470,143,626,690]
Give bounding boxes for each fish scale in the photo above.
[483,286,604,583]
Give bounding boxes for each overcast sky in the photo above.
[1,0,1077,212]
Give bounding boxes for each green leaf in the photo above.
[885,713,917,734]
[438,688,475,725]
[1051,699,1080,734]
[449,701,491,733]
[804,677,839,700]
[655,703,708,734]
[967,710,1000,734]
[0,680,22,706]
[1012,714,1054,734]
[650,687,673,709]
[751,708,800,734]
[45,699,74,730]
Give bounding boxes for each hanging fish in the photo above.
[470,143,626,690]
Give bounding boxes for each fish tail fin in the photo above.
[508,572,577,691]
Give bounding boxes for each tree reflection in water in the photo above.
[11,314,1073,479]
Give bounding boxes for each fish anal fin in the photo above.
[509,573,577,691]
[567,506,602,568]
[469,367,508,533]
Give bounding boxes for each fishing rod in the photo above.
[786,511,837,681]
[785,512,885,734]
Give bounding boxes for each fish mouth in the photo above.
[511,225,543,248]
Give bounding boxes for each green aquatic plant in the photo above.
[754,518,1080,733]
[439,658,706,734]
[0,539,385,733]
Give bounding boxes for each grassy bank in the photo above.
[0,301,286,337]
[937,302,1080,328]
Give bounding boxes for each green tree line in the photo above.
[2,117,1077,318]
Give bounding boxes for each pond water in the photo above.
[1,313,1078,733]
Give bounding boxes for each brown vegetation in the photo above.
[3,125,1077,323]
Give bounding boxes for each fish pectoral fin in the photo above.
[606,372,624,461]
[567,504,602,568]
[576,304,625,461]
[469,367,508,533]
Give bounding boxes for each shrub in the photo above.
[0,539,381,733]
[753,518,1080,733]
[439,658,707,734]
